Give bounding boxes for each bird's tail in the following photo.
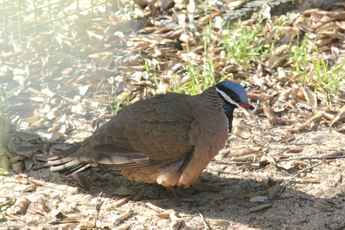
[48,143,91,176]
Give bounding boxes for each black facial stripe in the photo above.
[217,87,240,104]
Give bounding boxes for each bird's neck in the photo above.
[222,103,236,133]
[200,86,236,133]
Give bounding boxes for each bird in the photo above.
[48,81,250,191]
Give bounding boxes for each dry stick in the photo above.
[199,213,211,230]
[92,192,104,227]
[276,155,345,162]
[216,155,345,165]
[277,162,323,197]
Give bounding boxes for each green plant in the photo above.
[289,34,312,81]
[168,20,225,95]
[222,21,268,64]
[289,34,345,96]
[312,57,345,95]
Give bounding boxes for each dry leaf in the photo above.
[232,147,261,156]
[302,86,317,107]
[13,197,30,214]
[232,119,251,139]
[289,113,323,133]
[292,178,320,184]
[228,0,250,9]
[330,106,345,126]
[249,204,272,212]
[113,210,132,225]
[231,154,256,162]
[267,185,282,199]
[263,101,294,124]
[114,195,135,207]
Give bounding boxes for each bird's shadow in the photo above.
[26,166,342,230]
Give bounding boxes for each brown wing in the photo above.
[94,93,195,162]
[49,92,196,174]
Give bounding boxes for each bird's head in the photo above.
[216,81,252,113]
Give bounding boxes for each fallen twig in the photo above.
[199,213,211,230]
[277,162,323,197]
[276,155,345,162]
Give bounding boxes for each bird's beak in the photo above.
[239,103,250,111]
[239,103,256,119]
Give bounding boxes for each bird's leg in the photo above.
[165,186,191,200]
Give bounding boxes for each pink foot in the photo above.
[165,186,191,201]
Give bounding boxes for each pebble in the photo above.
[310,134,330,143]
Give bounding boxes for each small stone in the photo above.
[313,200,332,210]
[113,185,136,196]
[214,220,230,227]
[334,173,342,183]
[310,134,330,143]
[249,196,268,203]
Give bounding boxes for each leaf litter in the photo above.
[1,0,345,229]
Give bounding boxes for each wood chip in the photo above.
[244,191,262,198]
[249,204,272,213]
[302,86,317,107]
[170,212,183,230]
[292,178,320,184]
[114,195,135,208]
[214,220,230,227]
[113,210,132,225]
[145,202,164,213]
[232,119,251,139]
[284,147,303,153]
[14,185,37,192]
[330,105,345,126]
[13,197,30,214]
[232,147,261,156]
[263,101,294,124]
[32,197,49,217]
[231,154,256,162]
[71,173,89,188]
[289,113,323,133]
[114,223,131,230]
[267,185,282,199]
[157,210,176,219]
[29,179,44,186]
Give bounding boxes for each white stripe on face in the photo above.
[216,88,241,108]
[216,87,254,118]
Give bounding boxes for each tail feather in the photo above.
[48,143,91,176]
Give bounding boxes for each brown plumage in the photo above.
[48,82,250,188]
